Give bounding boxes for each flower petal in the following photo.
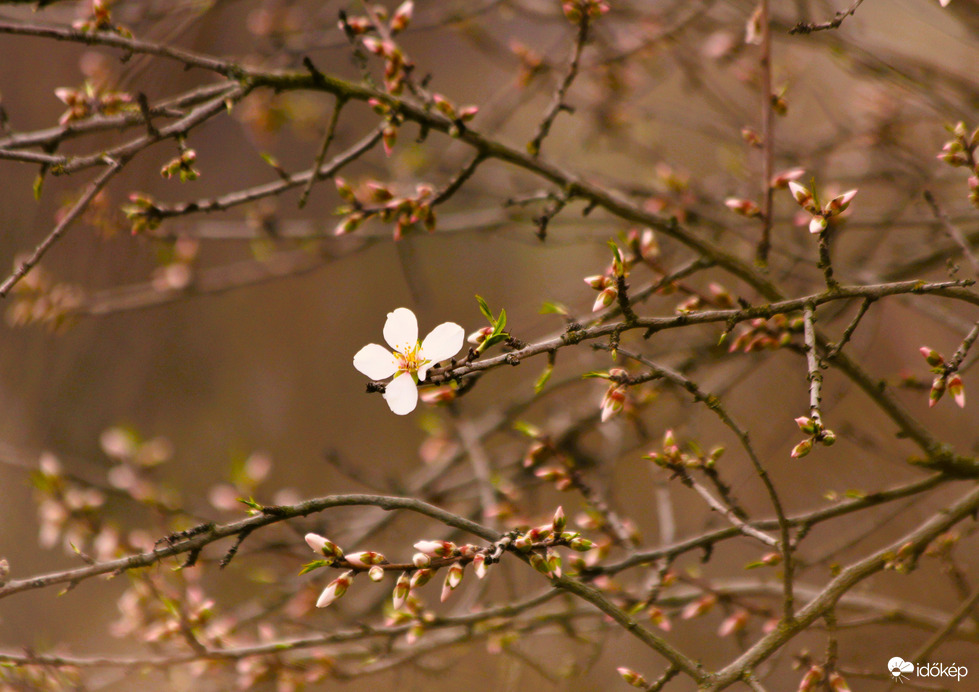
[383,308,418,353]
[417,322,464,380]
[353,343,399,380]
[383,372,418,415]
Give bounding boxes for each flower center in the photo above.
[397,343,426,374]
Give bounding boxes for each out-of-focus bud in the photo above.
[828,672,851,691]
[798,665,824,692]
[826,189,857,215]
[600,384,627,422]
[724,197,763,218]
[717,609,749,637]
[741,126,762,147]
[389,0,413,33]
[820,429,836,446]
[790,438,813,459]
[647,605,671,631]
[919,346,945,368]
[316,571,353,608]
[771,168,805,189]
[617,667,648,688]
[681,594,717,620]
[569,536,593,551]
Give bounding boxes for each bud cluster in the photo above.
[583,233,656,313]
[728,313,802,353]
[333,177,436,240]
[160,149,200,183]
[789,416,836,459]
[73,0,132,37]
[644,429,724,471]
[938,122,979,208]
[5,259,82,332]
[562,0,610,23]
[919,346,966,408]
[787,181,858,234]
[54,82,133,126]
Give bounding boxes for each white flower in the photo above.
[353,307,464,415]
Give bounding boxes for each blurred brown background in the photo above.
[2,0,979,689]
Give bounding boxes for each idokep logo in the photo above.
[888,657,968,684]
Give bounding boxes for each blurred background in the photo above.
[1,0,979,689]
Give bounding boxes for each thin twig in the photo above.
[757,0,774,266]
[824,297,874,360]
[297,93,347,209]
[789,0,866,34]
[923,190,979,276]
[803,303,824,430]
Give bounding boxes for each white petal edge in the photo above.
[417,322,464,380]
[383,372,418,415]
[383,308,418,353]
[353,343,399,380]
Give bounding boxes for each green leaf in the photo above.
[299,559,331,575]
[33,173,44,201]
[534,363,553,394]
[476,295,493,322]
[607,240,622,264]
[513,421,540,438]
[238,496,263,511]
[539,301,569,316]
[496,308,507,332]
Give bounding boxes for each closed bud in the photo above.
[316,571,353,608]
[528,552,552,577]
[795,416,816,434]
[409,568,433,589]
[828,672,851,692]
[583,274,609,290]
[305,533,343,560]
[513,533,533,551]
[808,214,828,234]
[681,594,717,619]
[345,550,386,568]
[647,605,671,631]
[948,374,966,408]
[820,429,836,446]
[389,0,413,33]
[392,572,411,609]
[788,181,816,212]
[441,563,464,602]
[825,189,857,215]
[368,565,385,582]
[473,553,489,579]
[413,540,456,557]
[616,667,648,688]
[592,286,617,312]
[717,609,749,637]
[412,553,431,568]
[798,665,824,692]
[929,376,947,407]
[600,384,627,422]
[552,506,566,533]
[545,549,562,578]
[771,168,805,189]
[569,536,594,551]
[790,438,813,459]
[467,325,493,345]
[724,197,763,218]
[919,346,945,368]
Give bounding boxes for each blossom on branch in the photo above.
[353,308,464,415]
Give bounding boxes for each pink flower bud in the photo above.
[392,572,410,609]
[583,274,609,290]
[412,553,431,568]
[409,568,433,589]
[413,540,456,557]
[771,168,806,189]
[717,609,749,637]
[473,553,488,579]
[920,346,945,368]
[929,376,947,407]
[798,665,824,692]
[592,286,618,312]
[828,672,851,692]
[681,594,717,619]
[825,189,857,215]
[616,667,648,688]
[389,0,413,33]
[440,563,464,602]
[647,605,671,631]
[724,197,763,218]
[316,571,353,608]
[790,438,813,458]
[788,181,817,213]
[345,551,386,568]
[368,565,385,582]
[467,326,493,345]
[948,374,966,408]
[305,533,343,560]
[808,214,828,234]
[552,506,566,533]
[569,536,593,551]
[600,385,626,422]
